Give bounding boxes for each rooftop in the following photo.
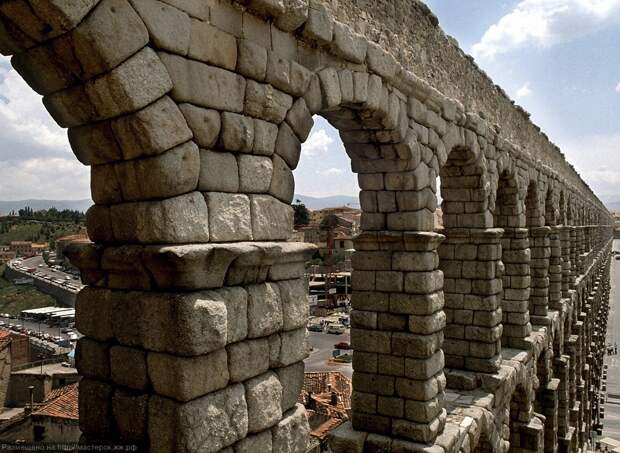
[13,363,76,376]
[33,383,78,420]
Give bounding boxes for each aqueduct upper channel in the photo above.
[0,0,613,452]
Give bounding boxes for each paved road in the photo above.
[304,329,352,378]
[9,255,84,292]
[603,240,620,441]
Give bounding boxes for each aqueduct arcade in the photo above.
[0,0,613,452]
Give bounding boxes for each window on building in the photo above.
[33,425,45,441]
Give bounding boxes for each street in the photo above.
[9,255,84,293]
[304,330,352,378]
[603,240,620,440]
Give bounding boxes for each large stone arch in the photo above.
[492,165,531,348]
[438,142,504,375]
[0,1,615,453]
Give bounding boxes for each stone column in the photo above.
[566,336,578,418]
[548,227,563,310]
[440,228,503,374]
[541,378,560,453]
[350,232,446,444]
[500,228,532,349]
[529,226,551,323]
[0,1,319,450]
[560,227,572,299]
[71,241,315,451]
[588,226,594,268]
[569,227,578,288]
[575,227,586,276]
[554,355,570,440]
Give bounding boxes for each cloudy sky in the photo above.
[297,0,620,202]
[0,0,619,203]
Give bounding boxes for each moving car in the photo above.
[334,341,351,349]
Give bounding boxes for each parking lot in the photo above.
[304,314,352,378]
[0,312,79,350]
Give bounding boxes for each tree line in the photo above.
[16,207,85,223]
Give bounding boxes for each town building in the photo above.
[298,207,360,259]
[0,247,16,265]
[8,241,49,258]
[54,234,90,263]
[0,383,79,442]
[301,372,351,453]
[8,241,32,257]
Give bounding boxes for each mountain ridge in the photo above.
[3,196,616,214]
[293,194,359,209]
[0,199,92,215]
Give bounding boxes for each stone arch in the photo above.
[0,0,452,448]
[558,190,566,226]
[544,184,563,310]
[567,200,574,226]
[524,175,551,322]
[438,143,503,374]
[525,178,543,228]
[439,144,491,229]
[545,186,557,227]
[507,382,542,452]
[534,343,559,453]
[493,168,531,347]
[493,168,521,229]
[309,68,449,444]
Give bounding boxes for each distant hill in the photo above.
[0,199,91,216]
[294,194,359,210]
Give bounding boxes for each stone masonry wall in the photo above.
[0,0,613,452]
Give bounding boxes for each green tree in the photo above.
[292,199,310,226]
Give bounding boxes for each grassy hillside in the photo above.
[0,265,57,315]
[0,219,84,247]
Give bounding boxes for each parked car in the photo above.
[334,341,351,350]
[308,323,323,332]
[326,324,346,335]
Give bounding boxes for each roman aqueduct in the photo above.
[0,0,614,451]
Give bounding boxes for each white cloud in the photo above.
[321,168,343,175]
[516,83,532,98]
[301,128,334,157]
[0,56,90,200]
[559,133,620,199]
[616,82,620,93]
[0,57,68,154]
[0,158,89,200]
[472,0,620,60]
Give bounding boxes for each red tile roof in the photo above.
[310,417,345,440]
[33,384,78,420]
